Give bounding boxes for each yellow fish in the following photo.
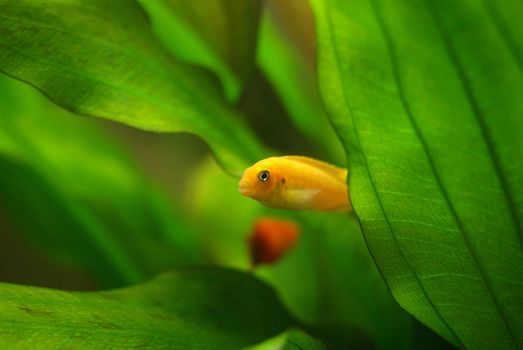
[238,156,350,211]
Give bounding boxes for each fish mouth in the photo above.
[239,184,252,196]
[238,181,252,197]
[238,177,252,196]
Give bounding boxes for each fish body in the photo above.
[239,156,350,211]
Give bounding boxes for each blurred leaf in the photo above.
[189,159,412,349]
[0,0,266,175]
[139,0,261,100]
[312,0,523,348]
[257,7,344,164]
[244,333,287,350]
[0,155,143,287]
[0,75,201,287]
[282,330,327,350]
[237,68,319,158]
[245,330,326,350]
[0,267,294,349]
[187,158,260,267]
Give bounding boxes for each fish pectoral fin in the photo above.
[285,188,321,208]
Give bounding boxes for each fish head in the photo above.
[239,158,286,202]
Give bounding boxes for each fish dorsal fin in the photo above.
[281,156,347,183]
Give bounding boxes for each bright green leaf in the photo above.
[0,267,294,349]
[244,330,326,350]
[282,330,327,350]
[0,0,266,175]
[312,0,523,348]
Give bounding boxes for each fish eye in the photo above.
[258,170,270,182]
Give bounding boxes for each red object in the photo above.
[248,218,300,266]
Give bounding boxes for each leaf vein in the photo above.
[376,0,519,345]
[322,0,461,345]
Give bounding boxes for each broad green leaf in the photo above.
[0,267,294,349]
[0,75,201,288]
[312,0,523,348]
[139,0,261,100]
[0,0,266,175]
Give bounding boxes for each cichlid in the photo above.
[238,156,350,211]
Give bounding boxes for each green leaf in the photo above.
[245,330,326,350]
[0,267,294,349]
[0,75,201,288]
[0,0,266,175]
[139,0,261,100]
[164,0,261,82]
[312,0,523,348]
[282,330,327,350]
[0,155,144,287]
